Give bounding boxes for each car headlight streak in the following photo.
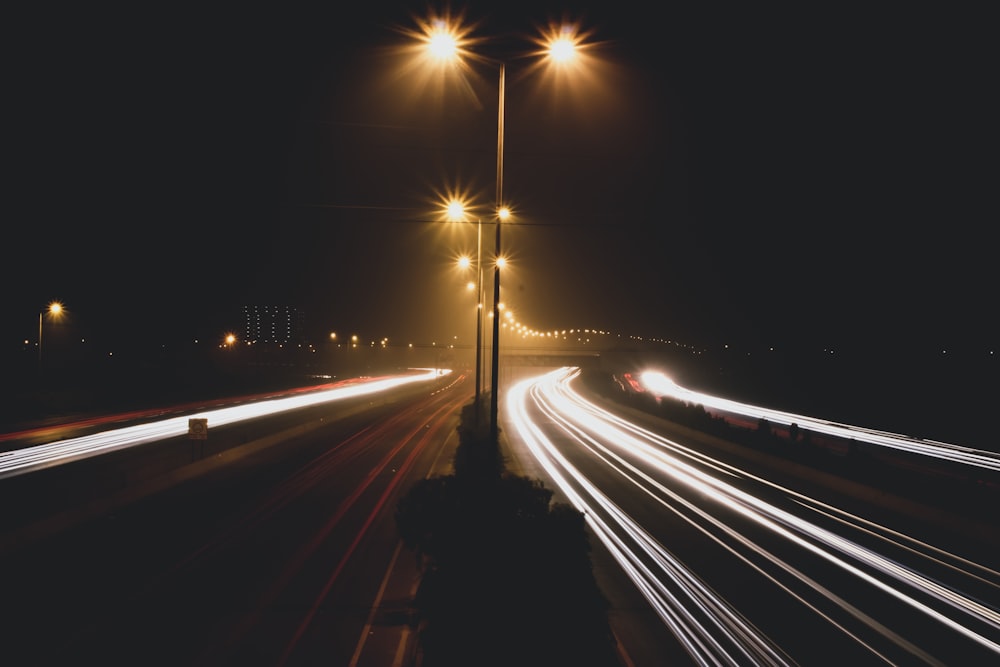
[639,370,1000,472]
[507,367,1000,665]
[0,370,447,479]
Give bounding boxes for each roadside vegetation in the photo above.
[394,395,622,667]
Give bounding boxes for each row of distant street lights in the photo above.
[30,15,590,431]
[417,10,588,441]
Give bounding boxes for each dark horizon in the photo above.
[5,312,995,457]
[6,2,997,365]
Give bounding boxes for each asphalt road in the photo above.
[500,366,1000,666]
[3,364,997,666]
[2,372,470,666]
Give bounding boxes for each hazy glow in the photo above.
[517,19,628,136]
[507,367,1000,663]
[431,186,487,226]
[533,22,590,64]
[408,9,479,68]
[382,9,486,127]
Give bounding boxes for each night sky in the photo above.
[7,2,996,359]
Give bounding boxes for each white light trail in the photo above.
[508,370,794,666]
[638,370,1000,472]
[0,369,448,480]
[506,367,1000,664]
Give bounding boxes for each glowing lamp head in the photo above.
[446,198,466,221]
[549,37,576,63]
[426,20,459,62]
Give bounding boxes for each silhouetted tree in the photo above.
[403,474,617,667]
[395,403,620,667]
[452,394,504,481]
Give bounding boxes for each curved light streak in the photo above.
[507,367,1000,665]
[639,370,1000,472]
[508,372,794,666]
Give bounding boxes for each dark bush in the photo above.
[394,396,621,667]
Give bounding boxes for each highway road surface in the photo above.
[2,369,468,666]
[502,366,1000,666]
[3,364,998,666]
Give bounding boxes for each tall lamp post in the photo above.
[447,201,486,429]
[38,301,64,372]
[489,62,506,443]
[419,16,583,443]
[474,217,484,423]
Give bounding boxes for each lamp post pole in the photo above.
[37,311,44,370]
[489,62,505,444]
[474,217,484,428]
[416,17,580,443]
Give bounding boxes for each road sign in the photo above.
[188,418,208,440]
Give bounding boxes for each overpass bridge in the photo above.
[501,347,602,369]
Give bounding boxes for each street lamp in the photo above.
[489,194,509,442]
[38,301,64,372]
[419,15,583,443]
[446,199,485,429]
